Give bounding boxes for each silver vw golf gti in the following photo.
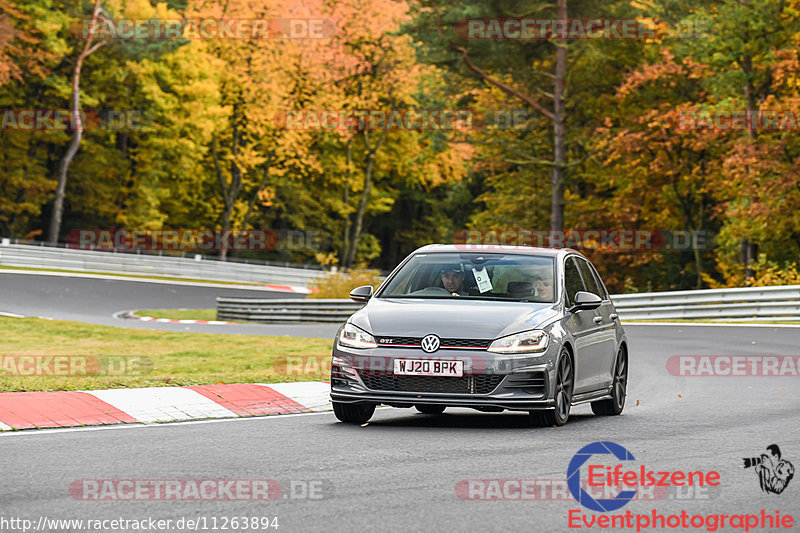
[330,244,629,426]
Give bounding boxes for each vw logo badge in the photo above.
[421,334,440,353]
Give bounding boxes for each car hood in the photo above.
[349,298,560,339]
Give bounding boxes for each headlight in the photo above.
[338,323,378,349]
[487,330,549,354]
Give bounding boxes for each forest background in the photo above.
[1,0,799,293]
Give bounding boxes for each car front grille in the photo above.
[441,338,491,349]
[376,337,491,350]
[359,374,503,394]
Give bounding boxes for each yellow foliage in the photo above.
[308,269,385,299]
[703,254,800,288]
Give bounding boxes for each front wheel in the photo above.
[591,348,627,416]
[332,402,375,424]
[530,349,573,427]
[415,405,446,415]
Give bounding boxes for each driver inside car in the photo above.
[440,264,467,296]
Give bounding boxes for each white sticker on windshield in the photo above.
[472,267,492,293]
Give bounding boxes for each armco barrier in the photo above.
[216,298,362,323]
[610,285,800,321]
[0,242,327,287]
[216,285,800,323]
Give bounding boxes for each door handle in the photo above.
[593,316,603,324]
[610,314,618,320]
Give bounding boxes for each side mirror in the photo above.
[569,291,602,312]
[349,285,374,303]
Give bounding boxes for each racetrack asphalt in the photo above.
[0,271,341,337]
[2,324,799,532]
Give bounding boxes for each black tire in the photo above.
[415,405,446,415]
[591,348,627,416]
[530,349,573,427]
[332,402,375,424]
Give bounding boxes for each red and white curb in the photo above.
[0,382,331,431]
[263,284,314,294]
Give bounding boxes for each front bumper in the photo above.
[330,343,558,412]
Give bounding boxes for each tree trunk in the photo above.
[739,238,757,284]
[550,0,567,232]
[341,139,352,266]
[694,203,704,289]
[343,131,386,269]
[241,156,273,229]
[213,102,246,262]
[47,0,105,244]
[738,0,758,285]
[212,134,238,262]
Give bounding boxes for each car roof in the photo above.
[412,244,580,257]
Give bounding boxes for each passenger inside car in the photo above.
[535,275,554,301]
[506,281,534,299]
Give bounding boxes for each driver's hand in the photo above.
[452,292,460,296]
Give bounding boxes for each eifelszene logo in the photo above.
[567,441,638,512]
[566,441,796,530]
[743,444,794,495]
[567,441,721,512]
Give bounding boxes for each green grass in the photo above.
[0,264,264,286]
[134,309,219,321]
[0,317,334,392]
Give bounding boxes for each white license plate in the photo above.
[393,359,463,377]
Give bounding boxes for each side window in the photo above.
[576,258,603,298]
[587,261,610,300]
[563,258,585,307]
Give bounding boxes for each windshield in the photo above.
[378,252,555,302]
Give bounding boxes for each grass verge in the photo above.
[133,309,219,321]
[0,317,333,392]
